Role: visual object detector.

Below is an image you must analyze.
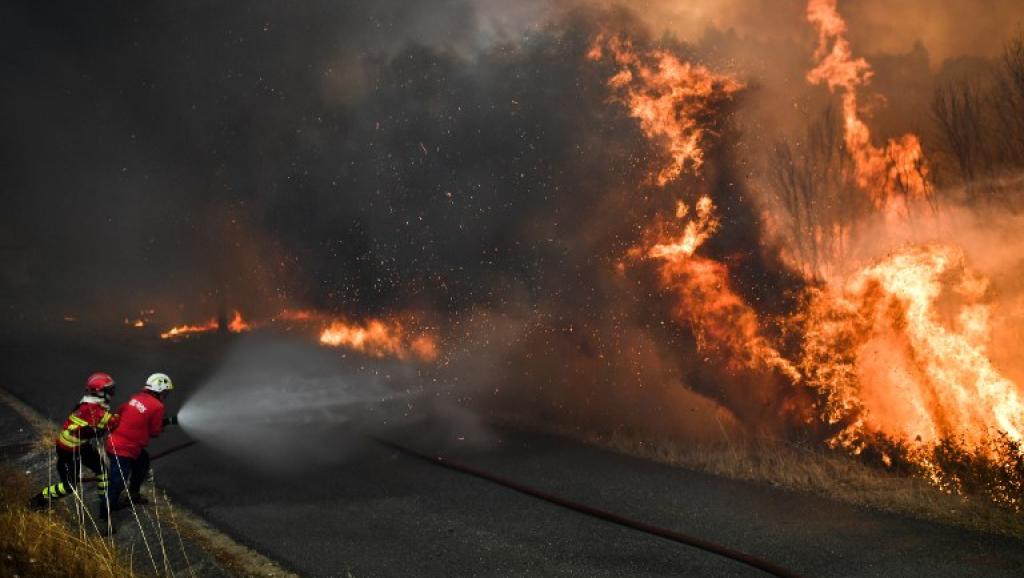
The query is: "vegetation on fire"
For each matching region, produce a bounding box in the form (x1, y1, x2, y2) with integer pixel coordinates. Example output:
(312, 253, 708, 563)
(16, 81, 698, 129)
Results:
(767, 25, 1024, 515)
(580, 0, 1024, 525)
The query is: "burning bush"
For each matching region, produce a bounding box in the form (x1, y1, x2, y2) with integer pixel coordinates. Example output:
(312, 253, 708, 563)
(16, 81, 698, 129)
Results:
(583, 0, 1024, 512)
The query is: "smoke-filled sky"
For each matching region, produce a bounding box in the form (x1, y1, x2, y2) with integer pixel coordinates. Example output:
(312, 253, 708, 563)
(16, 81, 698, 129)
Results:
(2, 0, 1022, 329)
(631, 0, 1023, 64)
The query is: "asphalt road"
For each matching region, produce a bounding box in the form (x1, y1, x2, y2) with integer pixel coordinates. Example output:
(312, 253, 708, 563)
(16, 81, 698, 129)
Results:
(2, 333, 1023, 577)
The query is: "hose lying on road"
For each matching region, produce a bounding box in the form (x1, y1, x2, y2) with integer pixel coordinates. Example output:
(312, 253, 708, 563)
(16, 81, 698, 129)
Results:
(85, 436, 803, 578)
(371, 436, 804, 578)
(81, 440, 198, 483)
(148, 440, 199, 460)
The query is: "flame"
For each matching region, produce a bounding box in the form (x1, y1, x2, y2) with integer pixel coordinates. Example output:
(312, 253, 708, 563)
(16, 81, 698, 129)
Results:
(805, 0, 930, 221)
(319, 318, 438, 362)
(588, 33, 743, 186)
(290, 308, 439, 362)
(160, 318, 218, 340)
(801, 245, 1024, 455)
(597, 15, 1023, 506)
(274, 308, 319, 322)
(157, 307, 438, 362)
(593, 35, 798, 384)
(649, 197, 719, 260)
(227, 310, 250, 333)
(646, 197, 800, 381)
(160, 310, 250, 339)
(798, 0, 1024, 501)
(124, 309, 155, 328)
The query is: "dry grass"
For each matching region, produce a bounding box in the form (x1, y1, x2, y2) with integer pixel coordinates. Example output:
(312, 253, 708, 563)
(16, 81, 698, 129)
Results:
(552, 426, 1024, 540)
(0, 389, 294, 578)
(0, 465, 142, 578)
(33, 426, 57, 454)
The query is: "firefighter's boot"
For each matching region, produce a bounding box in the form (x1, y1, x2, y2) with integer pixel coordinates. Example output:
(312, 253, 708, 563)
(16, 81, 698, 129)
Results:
(28, 493, 47, 510)
(97, 501, 116, 536)
(128, 492, 150, 506)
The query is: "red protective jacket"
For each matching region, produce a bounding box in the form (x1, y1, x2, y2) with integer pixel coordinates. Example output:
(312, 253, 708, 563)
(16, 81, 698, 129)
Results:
(55, 396, 118, 451)
(106, 391, 164, 459)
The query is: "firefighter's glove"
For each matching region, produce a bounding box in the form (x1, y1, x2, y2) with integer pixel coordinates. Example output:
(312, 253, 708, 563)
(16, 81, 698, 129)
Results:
(163, 414, 179, 427)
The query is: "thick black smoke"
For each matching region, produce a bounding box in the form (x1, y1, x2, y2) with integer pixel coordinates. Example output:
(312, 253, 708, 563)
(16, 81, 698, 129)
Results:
(1, 1, 786, 311)
(1, 0, 552, 326)
(1, 2, 809, 438)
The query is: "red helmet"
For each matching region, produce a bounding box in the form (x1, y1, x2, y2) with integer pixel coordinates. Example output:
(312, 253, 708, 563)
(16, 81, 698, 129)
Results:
(85, 372, 115, 392)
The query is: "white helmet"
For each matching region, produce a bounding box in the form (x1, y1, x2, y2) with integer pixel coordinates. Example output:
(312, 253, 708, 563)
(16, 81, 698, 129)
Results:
(144, 373, 174, 392)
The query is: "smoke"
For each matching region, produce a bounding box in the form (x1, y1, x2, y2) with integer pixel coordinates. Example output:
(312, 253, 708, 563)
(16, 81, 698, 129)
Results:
(0, 0, 561, 328)
(6, 1, 1024, 451)
(7, 1, 1019, 323)
(621, 0, 1024, 65)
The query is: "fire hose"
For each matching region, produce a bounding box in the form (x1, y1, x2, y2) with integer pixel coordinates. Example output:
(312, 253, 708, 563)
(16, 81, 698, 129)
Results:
(85, 436, 803, 578)
(370, 436, 803, 578)
(80, 440, 198, 483)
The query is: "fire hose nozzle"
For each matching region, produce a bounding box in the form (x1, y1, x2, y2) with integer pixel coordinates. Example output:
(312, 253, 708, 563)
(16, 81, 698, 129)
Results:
(163, 414, 179, 426)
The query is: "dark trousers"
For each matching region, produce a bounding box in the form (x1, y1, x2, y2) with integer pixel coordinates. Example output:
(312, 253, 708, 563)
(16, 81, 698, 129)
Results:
(36, 445, 109, 502)
(104, 449, 151, 510)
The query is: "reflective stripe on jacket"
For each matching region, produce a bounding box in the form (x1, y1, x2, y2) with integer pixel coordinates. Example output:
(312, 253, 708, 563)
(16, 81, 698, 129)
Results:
(55, 398, 118, 451)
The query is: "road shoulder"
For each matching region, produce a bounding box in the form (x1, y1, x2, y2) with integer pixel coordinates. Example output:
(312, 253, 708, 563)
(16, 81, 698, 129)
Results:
(0, 387, 297, 578)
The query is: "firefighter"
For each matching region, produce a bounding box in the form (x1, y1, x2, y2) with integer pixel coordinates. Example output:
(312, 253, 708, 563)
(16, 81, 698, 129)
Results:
(29, 372, 118, 509)
(101, 372, 177, 521)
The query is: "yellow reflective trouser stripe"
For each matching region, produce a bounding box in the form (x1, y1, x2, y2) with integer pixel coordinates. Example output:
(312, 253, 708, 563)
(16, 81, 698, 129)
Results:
(68, 415, 89, 427)
(41, 483, 69, 499)
(59, 429, 82, 447)
(97, 472, 109, 489)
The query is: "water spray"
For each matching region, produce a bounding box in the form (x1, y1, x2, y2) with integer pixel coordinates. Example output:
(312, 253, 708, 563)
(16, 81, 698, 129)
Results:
(172, 334, 450, 473)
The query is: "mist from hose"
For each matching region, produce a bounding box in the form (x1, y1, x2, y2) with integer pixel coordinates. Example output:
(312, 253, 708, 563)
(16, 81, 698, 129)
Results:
(175, 335, 489, 474)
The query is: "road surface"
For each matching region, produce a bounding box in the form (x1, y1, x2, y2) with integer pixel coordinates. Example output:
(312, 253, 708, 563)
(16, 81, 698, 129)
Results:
(2, 333, 1022, 577)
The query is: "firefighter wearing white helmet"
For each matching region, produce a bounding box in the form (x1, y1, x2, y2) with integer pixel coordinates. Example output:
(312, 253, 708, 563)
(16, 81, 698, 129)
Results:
(145, 372, 174, 392)
(100, 373, 179, 532)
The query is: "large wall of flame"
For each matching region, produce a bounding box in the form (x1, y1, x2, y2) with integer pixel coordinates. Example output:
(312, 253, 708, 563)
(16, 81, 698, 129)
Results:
(4, 1, 1024, 444)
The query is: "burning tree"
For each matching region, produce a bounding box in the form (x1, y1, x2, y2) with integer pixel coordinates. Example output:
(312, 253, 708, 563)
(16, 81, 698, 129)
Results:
(768, 105, 868, 278)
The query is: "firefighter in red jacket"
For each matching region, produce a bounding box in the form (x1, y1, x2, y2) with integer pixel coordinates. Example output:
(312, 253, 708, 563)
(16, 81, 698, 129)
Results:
(30, 372, 118, 509)
(101, 372, 178, 522)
